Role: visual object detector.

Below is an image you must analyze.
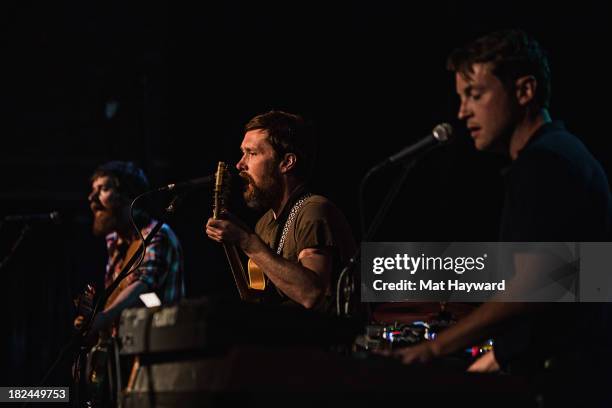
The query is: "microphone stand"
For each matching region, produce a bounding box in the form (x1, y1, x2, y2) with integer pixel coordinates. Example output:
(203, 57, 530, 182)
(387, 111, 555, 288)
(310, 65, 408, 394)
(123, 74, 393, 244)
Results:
(35, 191, 183, 407)
(0, 223, 32, 271)
(336, 159, 418, 318)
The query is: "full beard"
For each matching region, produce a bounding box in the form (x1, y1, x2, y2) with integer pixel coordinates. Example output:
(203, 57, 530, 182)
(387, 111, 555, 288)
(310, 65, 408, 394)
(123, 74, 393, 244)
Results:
(240, 171, 281, 212)
(92, 208, 119, 237)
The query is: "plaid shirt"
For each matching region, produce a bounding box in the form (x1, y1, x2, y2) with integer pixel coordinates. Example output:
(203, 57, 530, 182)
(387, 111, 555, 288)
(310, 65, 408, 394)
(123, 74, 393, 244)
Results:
(104, 220, 184, 304)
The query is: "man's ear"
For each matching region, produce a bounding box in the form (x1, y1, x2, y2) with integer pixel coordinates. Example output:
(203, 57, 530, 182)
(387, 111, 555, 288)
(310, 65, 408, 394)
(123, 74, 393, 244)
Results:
(279, 153, 297, 174)
(515, 75, 537, 107)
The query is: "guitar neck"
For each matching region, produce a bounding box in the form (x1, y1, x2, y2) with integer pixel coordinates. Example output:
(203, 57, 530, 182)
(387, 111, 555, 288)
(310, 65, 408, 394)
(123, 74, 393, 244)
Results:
(222, 243, 254, 301)
(213, 161, 258, 302)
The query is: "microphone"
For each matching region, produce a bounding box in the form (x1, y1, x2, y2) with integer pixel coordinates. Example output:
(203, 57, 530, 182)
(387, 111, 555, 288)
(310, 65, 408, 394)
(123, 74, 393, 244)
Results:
(382, 123, 453, 167)
(156, 174, 216, 192)
(3, 211, 61, 224)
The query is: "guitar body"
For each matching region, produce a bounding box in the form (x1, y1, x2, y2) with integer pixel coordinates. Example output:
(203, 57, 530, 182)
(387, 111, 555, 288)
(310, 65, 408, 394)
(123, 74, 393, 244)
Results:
(84, 335, 113, 407)
(247, 258, 266, 290)
(74, 286, 113, 407)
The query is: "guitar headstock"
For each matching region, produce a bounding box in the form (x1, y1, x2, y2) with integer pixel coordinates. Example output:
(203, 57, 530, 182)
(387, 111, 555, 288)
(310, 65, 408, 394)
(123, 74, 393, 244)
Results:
(73, 284, 97, 333)
(213, 161, 230, 220)
(75, 284, 96, 314)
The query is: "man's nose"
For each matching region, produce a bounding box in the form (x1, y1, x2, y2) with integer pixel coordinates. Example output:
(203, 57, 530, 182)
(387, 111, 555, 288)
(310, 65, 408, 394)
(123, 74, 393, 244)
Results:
(457, 101, 471, 120)
(88, 190, 100, 204)
(236, 157, 246, 172)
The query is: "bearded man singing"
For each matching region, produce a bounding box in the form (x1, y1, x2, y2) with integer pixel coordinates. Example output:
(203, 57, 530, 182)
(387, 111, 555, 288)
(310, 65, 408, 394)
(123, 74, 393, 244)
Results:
(206, 111, 355, 314)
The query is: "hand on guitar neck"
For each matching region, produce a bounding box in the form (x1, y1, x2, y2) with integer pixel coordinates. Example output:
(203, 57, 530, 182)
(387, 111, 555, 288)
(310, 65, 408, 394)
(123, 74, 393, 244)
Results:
(206, 210, 254, 251)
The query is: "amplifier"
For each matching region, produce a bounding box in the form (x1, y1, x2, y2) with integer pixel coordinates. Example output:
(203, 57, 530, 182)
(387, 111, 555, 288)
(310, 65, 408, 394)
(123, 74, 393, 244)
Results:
(118, 297, 361, 355)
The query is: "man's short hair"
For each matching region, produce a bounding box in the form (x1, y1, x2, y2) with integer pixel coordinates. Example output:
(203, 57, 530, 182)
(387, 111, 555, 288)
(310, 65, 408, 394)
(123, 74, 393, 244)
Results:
(91, 161, 150, 201)
(447, 29, 551, 111)
(245, 110, 316, 181)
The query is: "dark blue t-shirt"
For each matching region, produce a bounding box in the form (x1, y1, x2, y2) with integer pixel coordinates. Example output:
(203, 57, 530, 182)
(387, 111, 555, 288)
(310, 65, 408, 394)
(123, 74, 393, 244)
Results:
(495, 121, 612, 372)
(500, 121, 611, 242)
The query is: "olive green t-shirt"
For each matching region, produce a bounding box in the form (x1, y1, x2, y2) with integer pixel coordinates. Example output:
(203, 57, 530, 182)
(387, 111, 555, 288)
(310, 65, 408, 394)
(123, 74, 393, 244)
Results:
(254, 190, 356, 314)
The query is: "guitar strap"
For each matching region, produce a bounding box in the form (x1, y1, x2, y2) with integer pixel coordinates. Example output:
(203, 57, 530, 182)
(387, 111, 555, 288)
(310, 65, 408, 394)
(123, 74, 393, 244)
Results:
(106, 238, 143, 309)
(259, 191, 312, 298)
(273, 193, 312, 256)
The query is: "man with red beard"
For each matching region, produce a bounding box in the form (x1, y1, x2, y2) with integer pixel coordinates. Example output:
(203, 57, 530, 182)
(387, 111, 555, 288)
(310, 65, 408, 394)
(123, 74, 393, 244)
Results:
(206, 111, 356, 314)
(76, 161, 184, 335)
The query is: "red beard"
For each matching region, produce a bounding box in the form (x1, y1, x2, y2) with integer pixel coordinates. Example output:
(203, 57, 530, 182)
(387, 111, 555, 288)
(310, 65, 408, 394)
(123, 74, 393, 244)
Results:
(91, 206, 118, 237)
(239, 171, 280, 211)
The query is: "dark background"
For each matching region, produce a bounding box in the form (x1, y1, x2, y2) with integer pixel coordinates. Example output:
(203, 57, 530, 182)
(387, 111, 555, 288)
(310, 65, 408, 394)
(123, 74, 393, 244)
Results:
(1, 0, 611, 386)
